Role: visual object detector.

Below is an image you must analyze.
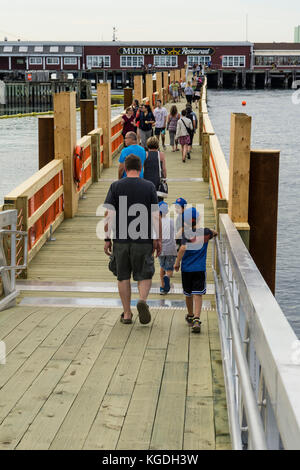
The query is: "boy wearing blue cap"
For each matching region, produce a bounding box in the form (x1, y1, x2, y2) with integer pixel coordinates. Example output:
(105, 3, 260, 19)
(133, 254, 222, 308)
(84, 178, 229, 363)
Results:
(174, 207, 217, 333)
(158, 201, 177, 294)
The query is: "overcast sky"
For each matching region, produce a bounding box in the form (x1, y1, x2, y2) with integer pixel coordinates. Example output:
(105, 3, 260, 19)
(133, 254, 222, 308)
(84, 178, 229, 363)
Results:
(1, 0, 300, 43)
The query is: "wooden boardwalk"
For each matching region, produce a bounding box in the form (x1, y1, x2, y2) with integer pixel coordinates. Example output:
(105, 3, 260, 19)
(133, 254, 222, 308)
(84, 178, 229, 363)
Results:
(0, 101, 231, 450)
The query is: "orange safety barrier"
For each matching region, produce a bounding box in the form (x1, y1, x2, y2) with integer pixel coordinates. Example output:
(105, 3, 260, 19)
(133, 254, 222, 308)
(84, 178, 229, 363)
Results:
(100, 134, 104, 164)
(28, 170, 64, 250)
(209, 151, 223, 200)
(111, 119, 123, 155)
(77, 144, 92, 192)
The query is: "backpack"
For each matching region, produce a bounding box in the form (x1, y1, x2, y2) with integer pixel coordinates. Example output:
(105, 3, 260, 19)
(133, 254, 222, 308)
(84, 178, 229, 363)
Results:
(186, 110, 198, 130)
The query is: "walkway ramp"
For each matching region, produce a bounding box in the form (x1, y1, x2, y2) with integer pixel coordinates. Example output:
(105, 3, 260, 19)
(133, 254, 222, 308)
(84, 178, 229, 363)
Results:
(0, 101, 231, 450)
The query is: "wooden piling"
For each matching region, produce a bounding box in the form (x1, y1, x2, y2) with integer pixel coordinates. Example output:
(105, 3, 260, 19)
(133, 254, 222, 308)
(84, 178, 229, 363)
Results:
(80, 99, 95, 138)
(53, 92, 78, 218)
(170, 70, 175, 84)
(163, 71, 169, 89)
(228, 113, 252, 223)
(145, 74, 153, 105)
(97, 83, 112, 168)
(156, 72, 162, 100)
(124, 87, 133, 109)
(38, 116, 54, 170)
(134, 75, 143, 104)
(248, 150, 280, 294)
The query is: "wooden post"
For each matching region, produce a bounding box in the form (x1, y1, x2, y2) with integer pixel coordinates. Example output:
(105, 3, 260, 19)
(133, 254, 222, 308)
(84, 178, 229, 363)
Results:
(175, 69, 180, 82)
(145, 74, 153, 106)
(248, 150, 280, 294)
(170, 70, 175, 84)
(38, 116, 54, 170)
(163, 71, 169, 89)
(124, 87, 133, 109)
(156, 72, 162, 100)
(80, 99, 95, 138)
(97, 82, 111, 168)
(199, 112, 204, 146)
(88, 129, 101, 182)
(134, 75, 143, 103)
(202, 133, 210, 182)
(181, 68, 186, 81)
(54, 92, 78, 219)
(228, 113, 252, 223)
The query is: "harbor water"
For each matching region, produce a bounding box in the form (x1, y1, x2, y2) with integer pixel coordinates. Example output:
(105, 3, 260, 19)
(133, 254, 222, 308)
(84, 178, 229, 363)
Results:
(207, 89, 300, 338)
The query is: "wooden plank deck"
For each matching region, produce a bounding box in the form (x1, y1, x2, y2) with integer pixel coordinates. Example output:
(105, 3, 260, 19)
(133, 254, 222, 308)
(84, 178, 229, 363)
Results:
(0, 100, 231, 450)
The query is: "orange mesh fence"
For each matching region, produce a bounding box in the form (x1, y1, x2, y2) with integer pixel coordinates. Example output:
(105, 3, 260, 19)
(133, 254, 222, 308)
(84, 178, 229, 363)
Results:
(78, 145, 92, 192)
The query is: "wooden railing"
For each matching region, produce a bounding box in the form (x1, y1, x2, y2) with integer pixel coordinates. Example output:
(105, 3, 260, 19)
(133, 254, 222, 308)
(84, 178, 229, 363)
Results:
(76, 135, 93, 193)
(4, 160, 64, 266)
(111, 115, 124, 158)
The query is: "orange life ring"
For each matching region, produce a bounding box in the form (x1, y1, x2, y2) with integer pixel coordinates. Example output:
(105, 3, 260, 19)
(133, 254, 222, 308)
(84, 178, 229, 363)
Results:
(74, 145, 83, 185)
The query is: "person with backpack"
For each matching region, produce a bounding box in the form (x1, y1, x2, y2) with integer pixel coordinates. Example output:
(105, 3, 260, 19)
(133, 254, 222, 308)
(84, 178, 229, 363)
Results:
(175, 109, 193, 163)
(185, 105, 197, 159)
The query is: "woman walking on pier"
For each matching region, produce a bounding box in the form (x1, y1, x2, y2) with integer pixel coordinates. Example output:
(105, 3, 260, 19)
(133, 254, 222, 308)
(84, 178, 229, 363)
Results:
(135, 104, 155, 149)
(143, 136, 167, 201)
(175, 109, 193, 163)
(121, 107, 136, 141)
(166, 105, 180, 152)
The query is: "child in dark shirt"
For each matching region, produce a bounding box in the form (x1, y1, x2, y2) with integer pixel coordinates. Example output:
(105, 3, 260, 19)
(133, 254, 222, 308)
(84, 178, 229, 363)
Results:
(174, 207, 217, 333)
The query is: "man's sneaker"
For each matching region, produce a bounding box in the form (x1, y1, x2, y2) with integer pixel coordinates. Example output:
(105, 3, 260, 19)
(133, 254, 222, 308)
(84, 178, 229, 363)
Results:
(191, 318, 201, 333)
(160, 287, 166, 295)
(137, 300, 151, 325)
(163, 275, 170, 293)
(185, 314, 194, 325)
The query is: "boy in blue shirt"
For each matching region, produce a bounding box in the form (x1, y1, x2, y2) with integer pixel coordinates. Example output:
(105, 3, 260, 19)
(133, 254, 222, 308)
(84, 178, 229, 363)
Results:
(174, 207, 217, 333)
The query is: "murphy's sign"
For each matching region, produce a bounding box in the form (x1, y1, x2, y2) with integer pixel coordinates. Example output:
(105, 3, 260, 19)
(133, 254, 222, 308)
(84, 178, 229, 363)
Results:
(118, 47, 214, 56)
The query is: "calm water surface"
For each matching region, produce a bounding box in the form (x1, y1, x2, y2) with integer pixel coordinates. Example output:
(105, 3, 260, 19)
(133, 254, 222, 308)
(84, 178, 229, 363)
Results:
(207, 89, 300, 337)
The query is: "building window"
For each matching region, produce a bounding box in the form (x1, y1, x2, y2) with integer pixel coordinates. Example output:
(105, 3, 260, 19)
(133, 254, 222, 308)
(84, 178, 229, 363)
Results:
(86, 55, 111, 68)
(46, 57, 60, 65)
(120, 56, 144, 68)
(29, 57, 43, 65)
(3, 46, 13, 52)
(154, 56, 177, 67)
(65, 46, 74, 52)
(187, 56, 211, 66)
(64, 57, 77, 65)
(19, 46, 28, 52)
(50, 46, 59, 53)
(222, 56, 245, 67)
(34, 46, 43, 52)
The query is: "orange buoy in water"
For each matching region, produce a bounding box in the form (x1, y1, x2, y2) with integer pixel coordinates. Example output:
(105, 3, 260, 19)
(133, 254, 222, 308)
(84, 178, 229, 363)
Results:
(242, 100, 247, 106)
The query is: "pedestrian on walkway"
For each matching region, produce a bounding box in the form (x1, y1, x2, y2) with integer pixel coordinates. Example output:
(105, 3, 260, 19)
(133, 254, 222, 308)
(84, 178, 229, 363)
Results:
(153, 99, 168, 150)
(184, 82, 194, 106)
(185, 105, 197, 159)
(158, 201, 177, 295)
(174, 207, 217, 333)
(166, 105, 180, 152)
(121, 107, 136, 141)
(118, 131, 146, 179)
(104, 154, 162, 325)
(143, 135, 167, 185)
(175, 109, 193, 162)
(135, 104, 155, 149)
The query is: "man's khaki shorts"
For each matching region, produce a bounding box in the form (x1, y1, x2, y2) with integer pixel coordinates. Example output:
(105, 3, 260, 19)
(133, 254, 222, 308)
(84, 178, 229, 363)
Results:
(109, 242, 155, 281)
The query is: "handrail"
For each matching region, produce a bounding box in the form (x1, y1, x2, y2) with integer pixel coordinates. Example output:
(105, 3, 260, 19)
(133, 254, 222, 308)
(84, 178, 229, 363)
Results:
(214, 213, 300, 450)
(213, 236, 267, 449)
(111, 114, 123, 157)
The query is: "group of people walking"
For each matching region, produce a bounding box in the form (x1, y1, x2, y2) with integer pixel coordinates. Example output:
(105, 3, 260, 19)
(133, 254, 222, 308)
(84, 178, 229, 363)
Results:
(104, 82, 217, 335)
